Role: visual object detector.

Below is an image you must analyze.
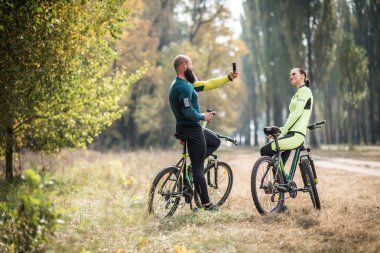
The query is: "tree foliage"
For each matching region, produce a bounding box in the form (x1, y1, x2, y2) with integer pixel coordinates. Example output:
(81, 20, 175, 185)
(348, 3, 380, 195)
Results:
(93, 0, 245, 149)
(337, 33, 368, 108)
(0, 0, 146, 178)
(242, 0, 378, 145)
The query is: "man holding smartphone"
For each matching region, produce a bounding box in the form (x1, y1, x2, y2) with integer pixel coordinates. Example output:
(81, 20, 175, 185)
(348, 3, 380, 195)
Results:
(168, 55, 239, 211)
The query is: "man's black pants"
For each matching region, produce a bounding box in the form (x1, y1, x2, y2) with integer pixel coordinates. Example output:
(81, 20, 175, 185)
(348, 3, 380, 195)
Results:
(176, 124, 211, 205)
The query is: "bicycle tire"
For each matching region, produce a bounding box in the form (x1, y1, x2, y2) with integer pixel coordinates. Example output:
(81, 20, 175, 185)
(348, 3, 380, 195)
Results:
(194, 161, 233, 208)
(300, 157, 321, 210)
(251, 156, 285, 214)
(148, 167, 181, 218)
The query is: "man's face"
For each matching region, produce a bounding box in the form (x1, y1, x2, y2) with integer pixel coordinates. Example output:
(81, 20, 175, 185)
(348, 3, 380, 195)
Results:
(184, 60, 197, 83)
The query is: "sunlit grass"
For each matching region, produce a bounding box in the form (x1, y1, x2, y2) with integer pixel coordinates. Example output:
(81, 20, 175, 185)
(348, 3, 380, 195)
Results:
(16, 148, 380, 252)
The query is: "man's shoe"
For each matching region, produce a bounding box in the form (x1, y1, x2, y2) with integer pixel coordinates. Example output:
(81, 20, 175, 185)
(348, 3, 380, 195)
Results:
(280, 204, 289, 213)
(193, 204, 219, 212)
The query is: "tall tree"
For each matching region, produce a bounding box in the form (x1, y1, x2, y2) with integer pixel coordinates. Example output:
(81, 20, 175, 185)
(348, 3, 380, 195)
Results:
(0, 0, 145, 179)
(311, 0, 337, 145)
(353, 0, 380, 144)
(336, 33, 368, 144)
(243, 0, 294, 128)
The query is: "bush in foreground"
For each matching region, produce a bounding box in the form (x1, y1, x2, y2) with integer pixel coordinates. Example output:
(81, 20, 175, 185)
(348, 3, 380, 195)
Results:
(0, 169, 64, 252)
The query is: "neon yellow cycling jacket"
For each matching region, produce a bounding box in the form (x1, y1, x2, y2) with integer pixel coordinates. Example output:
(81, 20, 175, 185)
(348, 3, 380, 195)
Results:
(193, 75, 230, 92)
(281, 85, 313, 136)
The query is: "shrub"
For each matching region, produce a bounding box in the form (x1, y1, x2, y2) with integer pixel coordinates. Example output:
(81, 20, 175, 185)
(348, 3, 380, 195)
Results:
(0, 169, 64, 252)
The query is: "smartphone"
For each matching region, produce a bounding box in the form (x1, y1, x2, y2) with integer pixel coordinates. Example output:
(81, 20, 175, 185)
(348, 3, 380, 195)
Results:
(232, 62, 237, 73)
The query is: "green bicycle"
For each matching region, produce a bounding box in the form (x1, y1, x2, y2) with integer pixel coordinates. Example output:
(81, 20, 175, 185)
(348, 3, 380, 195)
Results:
(251, 120, 326, 214)
(148, 129, 237, 218)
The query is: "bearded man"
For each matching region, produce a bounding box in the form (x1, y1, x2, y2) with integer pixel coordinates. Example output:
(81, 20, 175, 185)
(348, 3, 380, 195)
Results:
(168, 55, 239, 211)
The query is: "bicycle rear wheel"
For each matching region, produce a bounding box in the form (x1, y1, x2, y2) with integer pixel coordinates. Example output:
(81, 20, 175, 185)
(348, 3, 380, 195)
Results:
(251, 156, 284, 214)
(300, 157, 321, 210)
(194, 161, 233, 207)
(148, 167, 181, 218)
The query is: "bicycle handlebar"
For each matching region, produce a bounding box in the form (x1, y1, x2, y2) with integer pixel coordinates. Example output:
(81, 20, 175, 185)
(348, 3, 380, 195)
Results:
(202, 108, 238, 146)
(307, 120, 326, 130)
(216, 134, 238, 146)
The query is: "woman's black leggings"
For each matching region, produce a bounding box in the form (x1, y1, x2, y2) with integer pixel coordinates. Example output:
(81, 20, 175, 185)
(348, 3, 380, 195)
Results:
(176, 124, 210, 205)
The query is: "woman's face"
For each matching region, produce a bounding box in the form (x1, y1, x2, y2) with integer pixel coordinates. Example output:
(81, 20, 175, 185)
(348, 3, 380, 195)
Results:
(289, 68, 304, 87)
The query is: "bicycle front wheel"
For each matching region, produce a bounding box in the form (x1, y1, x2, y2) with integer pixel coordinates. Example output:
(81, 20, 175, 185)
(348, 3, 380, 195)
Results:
(148, 167, 181, 218)
(300, 157, 321, 210)
(251, 156, 285, 214)
(194, 161, 233, 208)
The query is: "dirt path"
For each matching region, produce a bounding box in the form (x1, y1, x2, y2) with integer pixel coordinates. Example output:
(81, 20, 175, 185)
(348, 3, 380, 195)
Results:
(220, 148, 380, 177)
(314, 155, 380, 177)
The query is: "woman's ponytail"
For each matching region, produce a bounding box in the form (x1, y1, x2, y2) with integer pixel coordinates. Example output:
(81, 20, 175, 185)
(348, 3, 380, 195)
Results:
(305, 79, 311, 87)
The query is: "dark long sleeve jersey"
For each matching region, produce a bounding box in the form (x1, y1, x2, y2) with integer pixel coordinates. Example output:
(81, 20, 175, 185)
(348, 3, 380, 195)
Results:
(168, 76, 229, 125)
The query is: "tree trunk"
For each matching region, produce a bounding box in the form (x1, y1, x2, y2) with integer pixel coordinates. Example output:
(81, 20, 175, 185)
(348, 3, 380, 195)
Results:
(273, 97, 282, 127)
(253, 115, 259, 146)
(5, 127, 13, 180)
(360, 101, 366, 144)
(266, 100, 271, 126)
(348, 104, 353, 145)
(306, 4, 319, 148)
(324, 93, 332, 144)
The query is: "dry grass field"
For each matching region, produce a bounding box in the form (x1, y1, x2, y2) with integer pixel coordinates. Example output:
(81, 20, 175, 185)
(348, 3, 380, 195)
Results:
(24, 147, 380, 252)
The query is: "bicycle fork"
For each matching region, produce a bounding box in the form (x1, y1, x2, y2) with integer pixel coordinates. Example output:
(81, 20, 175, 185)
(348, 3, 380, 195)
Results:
(206, 154, 219, 189)
(300, 150, 318, 185)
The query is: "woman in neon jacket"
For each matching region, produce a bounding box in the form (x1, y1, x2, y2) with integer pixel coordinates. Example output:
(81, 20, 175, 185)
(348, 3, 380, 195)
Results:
(260, 68, 313, 165)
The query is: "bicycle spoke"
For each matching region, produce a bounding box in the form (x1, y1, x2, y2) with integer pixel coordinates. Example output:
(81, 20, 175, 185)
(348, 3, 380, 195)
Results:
(195, 162, 233, 207)
(208, 167, 229, 202)
(148, 167, 181, 218)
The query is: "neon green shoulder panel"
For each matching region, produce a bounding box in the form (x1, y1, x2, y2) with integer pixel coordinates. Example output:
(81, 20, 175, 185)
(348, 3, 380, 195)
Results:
(193, 75, 229, 92)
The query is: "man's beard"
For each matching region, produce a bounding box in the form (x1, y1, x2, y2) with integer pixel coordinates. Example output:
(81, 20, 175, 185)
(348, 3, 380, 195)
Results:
(184, 68, 198, 83)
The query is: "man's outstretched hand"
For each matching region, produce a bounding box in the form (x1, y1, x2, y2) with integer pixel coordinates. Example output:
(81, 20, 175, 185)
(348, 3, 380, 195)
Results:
(228, 69, 239, 81)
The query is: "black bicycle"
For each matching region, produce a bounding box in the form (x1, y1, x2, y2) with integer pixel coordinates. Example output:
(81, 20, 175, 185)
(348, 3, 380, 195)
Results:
(251, 120, 326, 214)
(148, 129, 237, 218)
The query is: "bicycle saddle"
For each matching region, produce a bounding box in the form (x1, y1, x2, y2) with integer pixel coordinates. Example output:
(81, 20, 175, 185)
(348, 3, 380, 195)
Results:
(263, 126, 281, 137)
(174, 133, 188, 140)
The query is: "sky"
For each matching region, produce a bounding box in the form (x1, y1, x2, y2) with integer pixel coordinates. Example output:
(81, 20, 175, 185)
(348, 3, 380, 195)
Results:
(227, 0, 245, 38)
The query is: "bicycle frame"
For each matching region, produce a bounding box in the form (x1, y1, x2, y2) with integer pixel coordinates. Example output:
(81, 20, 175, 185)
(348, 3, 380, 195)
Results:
(173, 141, 192, 193)
(271, 123, 324, 191)
(175, 128, 237, 189)
(276, 148, 301, 183)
